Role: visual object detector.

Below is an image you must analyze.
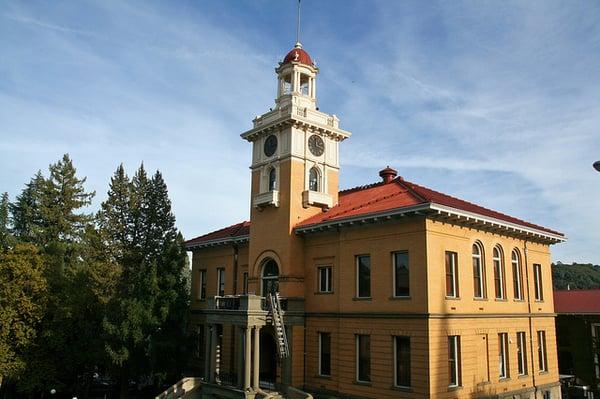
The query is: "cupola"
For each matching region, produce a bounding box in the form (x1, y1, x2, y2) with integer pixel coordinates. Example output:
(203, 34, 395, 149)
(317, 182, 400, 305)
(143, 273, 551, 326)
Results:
(275, 42, 319, 111)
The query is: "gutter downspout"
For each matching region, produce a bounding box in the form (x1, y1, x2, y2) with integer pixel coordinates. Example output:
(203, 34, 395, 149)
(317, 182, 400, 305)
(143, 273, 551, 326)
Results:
(523, 241, 538, 396)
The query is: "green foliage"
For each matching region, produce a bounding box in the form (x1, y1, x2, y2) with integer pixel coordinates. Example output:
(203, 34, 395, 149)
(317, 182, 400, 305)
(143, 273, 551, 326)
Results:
(552, 262, 600, 290)
(0, 244, 47, 379)
(10, 171, 45, 243)
(0, 192, 13, 251)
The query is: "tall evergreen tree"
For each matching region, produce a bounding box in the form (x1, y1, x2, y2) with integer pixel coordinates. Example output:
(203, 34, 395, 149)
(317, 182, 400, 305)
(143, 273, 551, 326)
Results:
(10, 171, 45, 243)
(0, 192, 12, 251)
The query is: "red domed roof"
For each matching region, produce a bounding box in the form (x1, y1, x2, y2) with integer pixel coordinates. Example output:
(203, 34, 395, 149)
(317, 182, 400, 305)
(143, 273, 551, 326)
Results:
(283, 45, 313, 66)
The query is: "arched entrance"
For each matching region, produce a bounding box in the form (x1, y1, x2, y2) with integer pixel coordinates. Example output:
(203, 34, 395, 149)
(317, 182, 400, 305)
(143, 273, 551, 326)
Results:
(259, 328, 278, 387)
(261, 259, 279, 297)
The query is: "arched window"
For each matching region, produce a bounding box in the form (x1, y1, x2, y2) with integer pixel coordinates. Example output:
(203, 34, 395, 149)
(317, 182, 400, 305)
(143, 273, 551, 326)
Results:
(300, 74, 310, 96)
(512, 249, 523, 300)
(261, 259, 279, 297)
(309, 167, 320, 192)
(268, 168, 277, 191)
(493, 245, 505, 299)
(472, 242, 485, 299)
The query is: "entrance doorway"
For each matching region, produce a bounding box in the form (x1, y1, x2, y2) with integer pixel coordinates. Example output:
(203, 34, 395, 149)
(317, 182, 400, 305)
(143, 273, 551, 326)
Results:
(259, 329, 278, 388)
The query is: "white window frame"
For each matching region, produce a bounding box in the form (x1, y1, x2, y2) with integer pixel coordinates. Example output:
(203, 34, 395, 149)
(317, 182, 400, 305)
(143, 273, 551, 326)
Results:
(198, 269, 207, 300)
(472, 243, 485, 299)
(493, 246, 505, 299)
(356, 255, 371, 298)
(512, 250, 523, 300)
(534, 264, 544, 301)
(517, 331, 527, 376)
(217, 267, 225, 297)
(499, 333, 509, 378)
(393, 336, 411, 388)
(537, 330, 547, 372)
(392, 251, 410, 298)
(356, 334, 371, 383)
(448, 335, 461, 387)
(318, 332, 331, 377)
(318, 265, 333, 293)
(446, 251, 458, 298)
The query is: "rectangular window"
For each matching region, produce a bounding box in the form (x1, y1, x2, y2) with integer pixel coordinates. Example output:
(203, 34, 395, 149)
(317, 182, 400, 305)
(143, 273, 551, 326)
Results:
(318, 266, 333, 293)
(195, 325, 204, 358)
(394, 336, 411, 387)
(356, 255, 371, 298)
(448, 335, 461, 386)
(393, 251, 410, 297)
(217, 268, 225, 296)
(498, 333, 509, 378)
(445, 251, 459, 298)
(319, 332, 331, 376)
(356, 334, 371, 382)
(538, 330, 547, 372)
(198, 270, 207, 300)
(242, 272, 248, 295)
(517, 331, 527, 375)
(534, 264, 544, 301)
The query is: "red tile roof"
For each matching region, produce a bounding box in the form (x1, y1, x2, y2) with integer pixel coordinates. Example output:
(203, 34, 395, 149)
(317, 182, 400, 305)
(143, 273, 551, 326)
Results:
(185, 221, 249, 248)
(296, 177, 564, 236)
(186, 175, 563, 249)
(554, 290, 600, 314)
(283, 47, 313, 66)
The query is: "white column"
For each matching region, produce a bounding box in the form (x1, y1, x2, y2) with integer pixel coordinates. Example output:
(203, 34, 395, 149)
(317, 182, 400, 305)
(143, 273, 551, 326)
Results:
(244, 325, 252, 390)
(252, 326, 261, 390)
(209, 325, 218, 383)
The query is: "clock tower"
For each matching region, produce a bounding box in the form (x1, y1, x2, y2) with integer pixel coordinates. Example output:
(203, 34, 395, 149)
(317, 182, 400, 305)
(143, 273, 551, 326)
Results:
(241, 42, 351, 297)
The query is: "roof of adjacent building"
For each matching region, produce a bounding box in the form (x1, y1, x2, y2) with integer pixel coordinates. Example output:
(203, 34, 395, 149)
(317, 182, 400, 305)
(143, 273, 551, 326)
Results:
(184, 175, 564, 249)
(554, 290, 600, 314)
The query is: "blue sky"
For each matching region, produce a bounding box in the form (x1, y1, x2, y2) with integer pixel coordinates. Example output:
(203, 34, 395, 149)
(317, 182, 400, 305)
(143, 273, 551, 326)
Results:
(1, 1, 599, 263)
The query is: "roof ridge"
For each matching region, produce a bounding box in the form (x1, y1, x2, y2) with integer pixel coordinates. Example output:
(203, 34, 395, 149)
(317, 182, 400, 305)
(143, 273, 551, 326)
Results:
(339, 180, 385, 195)
(186, 220, 249, 243)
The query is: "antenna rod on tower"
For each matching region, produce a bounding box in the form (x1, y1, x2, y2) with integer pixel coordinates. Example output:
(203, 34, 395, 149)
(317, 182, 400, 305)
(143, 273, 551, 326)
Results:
(296, 0, 301, 45)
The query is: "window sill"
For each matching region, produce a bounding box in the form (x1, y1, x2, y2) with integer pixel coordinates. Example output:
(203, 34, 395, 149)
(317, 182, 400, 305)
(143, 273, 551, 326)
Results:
(315, 374, 331, 379)
(445, 296, 461, 300)
(315, 291, 334, 295)
(518, 374, 529, 379)
(499, 377, 511, 382)
(448, 385, 462, 391)
(353, 380, 372, 386)
(473, 297, 487, 301)
(535, 300, 545, 303)
(390, 296, 411, 300)
(353, 297, 372, 301)
(539, 371, 548, 375)
(513, 299, 525, 302)
(495, 298, 508, 302)
(391, 385, 412, 392)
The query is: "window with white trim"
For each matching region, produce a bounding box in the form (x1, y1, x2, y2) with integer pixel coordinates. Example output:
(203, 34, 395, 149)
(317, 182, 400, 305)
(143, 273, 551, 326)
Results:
(512, 249, 523, 300)
(472, 242, 485, 299)
(537, 330, 548, 372)
(394, 336, 411, 387)
(445, 251, 458, 298)
(217, 268, 225, 296)
(498, 333, 509, 378)
(356, 255, 371, 298)
(309, 167, 320, 192)
(319, 332, 331, 376)
(356, 334, 371, 382)
(318, 265, 333, 293)
(534, 264, 544, 301)
(517, 331, 527, 375)
(448, 335, 461, 387)
(268, 168, 277, 191)
(393, 251, 409, 297)
(493, 245, 505, 299)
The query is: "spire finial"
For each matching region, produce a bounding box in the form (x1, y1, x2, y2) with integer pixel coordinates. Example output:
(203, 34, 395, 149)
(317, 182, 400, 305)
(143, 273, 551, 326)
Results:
(295, 0, 302, 47)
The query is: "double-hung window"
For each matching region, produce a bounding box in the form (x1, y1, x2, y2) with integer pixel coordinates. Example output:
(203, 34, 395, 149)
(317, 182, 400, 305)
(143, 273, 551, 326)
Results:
(393, 251, 409, 297)
(198, 270, 207, 300)
(319, 332, 331, 376)
(538, 330, 548, 372)
(318, 266, 333, 293)
(448, 335, 461, 387)
(498, 333, 509, 378)
(493, 246, 505, 299)
(534, 264, 544, 301)
(445, 251, 459, 298)
(517, 331, 527, 375)
(217, 268, 225, 296)
(356, 334, 371, 382)
(394, 336, 411, 387)
(472, 243, 485, 298)
(356, 255, 371, 298)
(512, 250, 523, 300)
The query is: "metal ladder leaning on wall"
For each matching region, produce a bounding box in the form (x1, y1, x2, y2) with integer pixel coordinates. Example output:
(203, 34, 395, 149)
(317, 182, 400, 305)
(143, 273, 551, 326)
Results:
(267, 292, 290, 358)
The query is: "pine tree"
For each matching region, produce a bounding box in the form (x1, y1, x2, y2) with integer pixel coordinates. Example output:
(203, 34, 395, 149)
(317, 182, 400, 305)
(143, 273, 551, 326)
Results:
(0, 192, 12, 251)
(10, 171, 45, 243)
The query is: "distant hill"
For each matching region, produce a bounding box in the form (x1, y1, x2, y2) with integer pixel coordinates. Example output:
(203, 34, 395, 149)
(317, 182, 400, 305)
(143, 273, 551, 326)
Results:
(552, 262, 600, 290)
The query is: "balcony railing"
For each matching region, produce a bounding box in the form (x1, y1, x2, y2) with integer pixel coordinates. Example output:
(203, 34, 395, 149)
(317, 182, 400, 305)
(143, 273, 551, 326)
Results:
(211, 294, 288, 312)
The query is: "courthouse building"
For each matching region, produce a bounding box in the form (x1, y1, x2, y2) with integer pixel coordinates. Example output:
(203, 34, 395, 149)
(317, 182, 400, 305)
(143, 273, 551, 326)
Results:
(183, 42, 566, 399)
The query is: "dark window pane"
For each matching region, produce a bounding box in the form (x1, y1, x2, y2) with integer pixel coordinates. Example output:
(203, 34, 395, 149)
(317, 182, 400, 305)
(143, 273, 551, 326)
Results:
(394, 252, 409, 297)
(357, 335, 371, 382)
(445, 252, 457, 297)
(357, 256, 371, 298)
(395, 336, 411, 387)
(320, 333, 331, 376)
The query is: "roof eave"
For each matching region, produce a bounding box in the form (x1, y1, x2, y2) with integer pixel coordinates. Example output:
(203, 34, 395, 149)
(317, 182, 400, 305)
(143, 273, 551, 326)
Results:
(185, 235, 250, 251)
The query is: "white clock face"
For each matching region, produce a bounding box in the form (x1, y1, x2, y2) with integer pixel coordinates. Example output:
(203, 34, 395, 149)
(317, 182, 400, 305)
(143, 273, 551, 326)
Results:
(308, 134, 324, 156)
